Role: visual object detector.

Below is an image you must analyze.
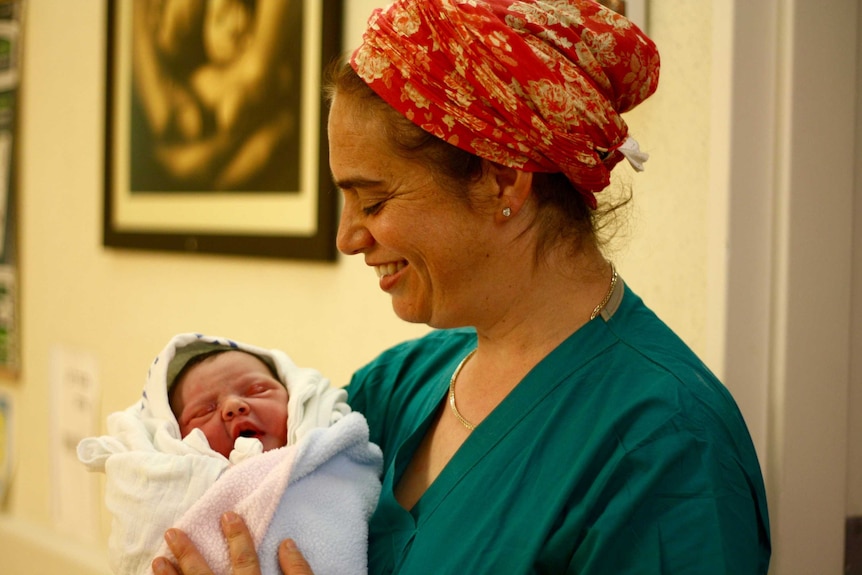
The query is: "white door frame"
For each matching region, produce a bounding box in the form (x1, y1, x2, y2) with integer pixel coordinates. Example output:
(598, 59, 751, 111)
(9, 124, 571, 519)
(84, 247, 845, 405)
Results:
(715, 1, 857, 572)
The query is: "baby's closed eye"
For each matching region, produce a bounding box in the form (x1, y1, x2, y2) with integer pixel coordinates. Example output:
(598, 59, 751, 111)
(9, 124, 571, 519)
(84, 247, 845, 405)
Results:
(183, 402, 217, 425)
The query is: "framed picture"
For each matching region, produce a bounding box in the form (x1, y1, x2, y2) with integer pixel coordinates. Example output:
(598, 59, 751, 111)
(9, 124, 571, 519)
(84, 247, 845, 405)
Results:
(104, 0, 342, 261)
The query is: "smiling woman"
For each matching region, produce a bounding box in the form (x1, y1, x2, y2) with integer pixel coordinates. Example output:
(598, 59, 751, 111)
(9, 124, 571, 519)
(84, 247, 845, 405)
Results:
(153, 2, 770, 574)
(328, 1, 766, 572)
(330, 97, 499, 327)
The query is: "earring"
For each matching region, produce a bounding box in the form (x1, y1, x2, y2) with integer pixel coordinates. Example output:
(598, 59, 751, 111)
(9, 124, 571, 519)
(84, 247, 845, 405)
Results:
(502, 207, 512, 217)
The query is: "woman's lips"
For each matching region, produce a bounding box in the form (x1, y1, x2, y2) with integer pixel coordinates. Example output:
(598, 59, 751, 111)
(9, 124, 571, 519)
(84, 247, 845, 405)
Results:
(374, 261, 407, 292)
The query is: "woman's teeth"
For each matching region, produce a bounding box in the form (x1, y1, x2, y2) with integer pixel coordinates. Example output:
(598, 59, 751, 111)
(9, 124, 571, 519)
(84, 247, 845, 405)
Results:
(375, 262, 406, 278)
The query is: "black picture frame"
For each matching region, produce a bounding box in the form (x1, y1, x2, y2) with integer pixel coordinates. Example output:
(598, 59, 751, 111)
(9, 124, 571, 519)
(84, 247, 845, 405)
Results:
(104, 0, 342, 261)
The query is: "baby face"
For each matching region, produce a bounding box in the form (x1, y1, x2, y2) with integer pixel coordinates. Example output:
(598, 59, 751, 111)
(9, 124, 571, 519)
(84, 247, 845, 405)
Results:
(156, 0, 207, 61)
(171, 350, 288, 458)
(203, 0, 253, 64)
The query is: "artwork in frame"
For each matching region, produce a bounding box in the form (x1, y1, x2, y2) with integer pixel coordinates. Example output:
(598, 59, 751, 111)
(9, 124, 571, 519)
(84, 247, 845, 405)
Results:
(104, 0, 342, 261)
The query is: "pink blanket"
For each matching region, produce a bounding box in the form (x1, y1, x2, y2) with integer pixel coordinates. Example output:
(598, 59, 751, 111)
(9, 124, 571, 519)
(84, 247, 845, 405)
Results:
(149, 412, 381, 575)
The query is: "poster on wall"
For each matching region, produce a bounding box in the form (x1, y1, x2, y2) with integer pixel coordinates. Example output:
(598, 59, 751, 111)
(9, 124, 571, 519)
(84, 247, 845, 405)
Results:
(103, 0, 343, 260)
(0, 0, 19, 261)
(0, 389, 11, 509)
(0, 266, 17, 373)
(0, 0, 21, 376)
(0, 389, 15, 510)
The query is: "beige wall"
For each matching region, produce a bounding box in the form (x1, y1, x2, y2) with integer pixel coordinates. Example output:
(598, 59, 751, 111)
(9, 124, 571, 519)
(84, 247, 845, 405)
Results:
(2, 2, 429, 572)
(0, 1, 856, 574)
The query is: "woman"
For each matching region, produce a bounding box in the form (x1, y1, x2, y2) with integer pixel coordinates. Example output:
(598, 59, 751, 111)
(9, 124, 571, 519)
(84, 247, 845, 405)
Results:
(154, 0, 771, 573)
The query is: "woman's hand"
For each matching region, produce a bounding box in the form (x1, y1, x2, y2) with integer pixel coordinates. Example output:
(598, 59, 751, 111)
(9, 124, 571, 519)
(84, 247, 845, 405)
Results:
(278, 539, 315, 575)
(151, 511, 315, 575)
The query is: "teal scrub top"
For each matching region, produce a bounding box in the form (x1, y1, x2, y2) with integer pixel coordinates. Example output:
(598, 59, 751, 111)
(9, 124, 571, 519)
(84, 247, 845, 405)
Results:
(346, 284, 771, 574)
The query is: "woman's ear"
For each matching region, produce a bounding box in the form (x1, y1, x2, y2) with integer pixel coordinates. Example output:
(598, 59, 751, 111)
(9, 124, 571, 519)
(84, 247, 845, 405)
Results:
(491, 163, 533, 222)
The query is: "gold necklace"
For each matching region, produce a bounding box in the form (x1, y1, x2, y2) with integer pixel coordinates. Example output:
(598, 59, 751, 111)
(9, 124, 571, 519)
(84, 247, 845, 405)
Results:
(448, 349, 477, 430)
(449, 265, 616, 430)
(589, 263, 618, 321)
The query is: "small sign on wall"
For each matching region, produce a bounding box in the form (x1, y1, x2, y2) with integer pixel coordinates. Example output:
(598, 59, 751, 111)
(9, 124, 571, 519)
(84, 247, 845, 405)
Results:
(49, 345, 101, 543)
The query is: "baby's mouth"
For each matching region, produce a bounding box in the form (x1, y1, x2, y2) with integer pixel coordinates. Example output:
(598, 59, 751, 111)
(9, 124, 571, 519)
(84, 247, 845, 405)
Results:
(234, 425, 262, 441)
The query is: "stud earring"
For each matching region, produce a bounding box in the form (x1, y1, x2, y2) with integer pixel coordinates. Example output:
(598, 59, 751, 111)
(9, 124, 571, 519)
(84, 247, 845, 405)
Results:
(502, 207, 512, 217)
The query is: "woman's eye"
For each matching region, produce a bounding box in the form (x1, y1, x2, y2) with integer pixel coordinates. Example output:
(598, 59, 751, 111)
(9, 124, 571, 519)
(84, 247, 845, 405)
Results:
(362, 201, 384, 215)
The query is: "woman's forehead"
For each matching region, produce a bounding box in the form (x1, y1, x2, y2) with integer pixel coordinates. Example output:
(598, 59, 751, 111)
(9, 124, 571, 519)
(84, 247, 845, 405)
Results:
(329, 92, 386, 141)
(329, 96, 397, 178)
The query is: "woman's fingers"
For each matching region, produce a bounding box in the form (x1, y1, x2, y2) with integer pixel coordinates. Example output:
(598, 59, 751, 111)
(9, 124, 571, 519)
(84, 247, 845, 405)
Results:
(279, 539, 315, 575)
(153, 512, 263, 575)
(220, 512, 263, 575)
(151, 555, 181, 575)
(157, 528, 214, 575)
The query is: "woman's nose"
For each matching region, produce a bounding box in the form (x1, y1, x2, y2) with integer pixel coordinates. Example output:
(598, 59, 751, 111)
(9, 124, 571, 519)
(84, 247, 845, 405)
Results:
(222, 396, 249, 419)
(336, 198, 374, 255)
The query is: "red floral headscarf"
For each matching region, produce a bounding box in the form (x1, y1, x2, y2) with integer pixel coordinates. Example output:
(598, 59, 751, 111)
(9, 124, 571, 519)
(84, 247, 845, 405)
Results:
(351, 0, 660, 208)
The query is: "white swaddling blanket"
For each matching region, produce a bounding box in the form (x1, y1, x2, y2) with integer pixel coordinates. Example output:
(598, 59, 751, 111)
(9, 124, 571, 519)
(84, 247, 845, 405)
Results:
(77, 333, 382, 575)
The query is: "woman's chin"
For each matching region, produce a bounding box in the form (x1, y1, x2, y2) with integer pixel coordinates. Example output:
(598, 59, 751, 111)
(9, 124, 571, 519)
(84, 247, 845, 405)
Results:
(390, 301, 430, 326)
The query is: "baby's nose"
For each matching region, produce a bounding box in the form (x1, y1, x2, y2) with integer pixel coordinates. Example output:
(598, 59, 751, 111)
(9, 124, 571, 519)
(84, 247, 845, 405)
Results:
(222, 396, 249, 419)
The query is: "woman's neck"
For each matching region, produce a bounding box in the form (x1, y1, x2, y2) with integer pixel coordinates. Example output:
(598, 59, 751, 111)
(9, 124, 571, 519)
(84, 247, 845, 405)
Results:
(472, 245, 612, 357)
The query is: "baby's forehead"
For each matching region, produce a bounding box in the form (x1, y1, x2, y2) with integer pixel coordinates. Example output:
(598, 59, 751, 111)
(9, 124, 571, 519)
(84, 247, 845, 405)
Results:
(184, 351, 280, 385)
(194, 351, 273, 377)
(168, 342, 281, 389)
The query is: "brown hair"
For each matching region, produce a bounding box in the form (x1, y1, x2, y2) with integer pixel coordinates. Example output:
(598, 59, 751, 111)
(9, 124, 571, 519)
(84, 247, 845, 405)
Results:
(325, 61, 630, 261)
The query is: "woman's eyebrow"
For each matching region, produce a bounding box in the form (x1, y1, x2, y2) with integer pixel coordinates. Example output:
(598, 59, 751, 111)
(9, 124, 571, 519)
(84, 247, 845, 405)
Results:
(332, 176, 384, 191)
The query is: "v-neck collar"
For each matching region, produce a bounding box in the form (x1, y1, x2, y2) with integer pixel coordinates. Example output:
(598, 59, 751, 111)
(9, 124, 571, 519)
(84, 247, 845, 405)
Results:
(381, 295, 623, 528)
